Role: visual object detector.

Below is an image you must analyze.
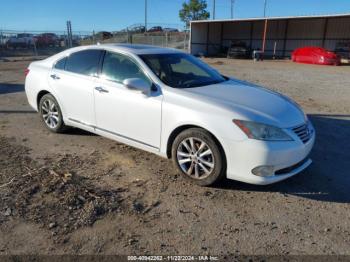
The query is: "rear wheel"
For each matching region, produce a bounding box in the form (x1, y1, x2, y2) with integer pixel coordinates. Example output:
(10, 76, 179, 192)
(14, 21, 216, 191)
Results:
(171, 128, 226, 186)
(39, 93, 67, 133)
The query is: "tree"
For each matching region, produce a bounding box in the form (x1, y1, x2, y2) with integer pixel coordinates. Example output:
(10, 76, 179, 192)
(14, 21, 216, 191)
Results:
(179, 0, 210, 28)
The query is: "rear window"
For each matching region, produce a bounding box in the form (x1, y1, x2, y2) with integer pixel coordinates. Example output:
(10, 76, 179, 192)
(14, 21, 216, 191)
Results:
(65, 50, 102, 76)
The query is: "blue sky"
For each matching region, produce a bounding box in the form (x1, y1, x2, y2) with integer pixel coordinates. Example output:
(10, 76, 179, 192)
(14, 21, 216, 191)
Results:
(1, 0, 350, 32)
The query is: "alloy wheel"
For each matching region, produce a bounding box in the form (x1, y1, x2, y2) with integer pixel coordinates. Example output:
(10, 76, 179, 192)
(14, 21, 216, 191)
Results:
(176, 137, 215, 179)
(41, 98, 60, 129)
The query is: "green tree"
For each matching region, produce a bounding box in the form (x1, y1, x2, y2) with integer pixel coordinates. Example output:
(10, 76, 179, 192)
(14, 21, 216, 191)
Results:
(179, 0, 210, 28)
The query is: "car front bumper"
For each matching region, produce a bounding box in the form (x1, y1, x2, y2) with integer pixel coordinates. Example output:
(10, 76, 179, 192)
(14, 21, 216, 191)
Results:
(223, 125, 315, 185)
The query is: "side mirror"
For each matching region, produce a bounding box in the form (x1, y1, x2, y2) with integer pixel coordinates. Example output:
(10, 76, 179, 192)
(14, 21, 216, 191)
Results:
(123, 78, 151, 94)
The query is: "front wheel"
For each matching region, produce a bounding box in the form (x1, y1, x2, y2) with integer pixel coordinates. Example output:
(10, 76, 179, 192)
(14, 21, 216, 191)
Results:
(39, 93, 67, 133)
(171, 128, 226, 186)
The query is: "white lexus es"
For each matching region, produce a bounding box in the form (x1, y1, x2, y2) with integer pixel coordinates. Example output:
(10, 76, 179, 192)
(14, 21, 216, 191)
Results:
(25, 44, 315, 186)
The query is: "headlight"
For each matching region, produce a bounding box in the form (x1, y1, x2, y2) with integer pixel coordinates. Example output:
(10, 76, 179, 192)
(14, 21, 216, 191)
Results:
(233, 120, 293, 141)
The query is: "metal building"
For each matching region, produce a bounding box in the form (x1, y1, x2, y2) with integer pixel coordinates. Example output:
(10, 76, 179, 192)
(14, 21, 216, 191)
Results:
(190, 13, 350, 57)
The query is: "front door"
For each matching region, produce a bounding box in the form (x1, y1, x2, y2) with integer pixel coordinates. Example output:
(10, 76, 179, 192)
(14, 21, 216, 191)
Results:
(94, 51, 162, 149)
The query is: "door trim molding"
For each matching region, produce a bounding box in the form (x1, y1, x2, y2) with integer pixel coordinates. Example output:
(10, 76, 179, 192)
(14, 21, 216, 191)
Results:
(68, 118, 159, 150)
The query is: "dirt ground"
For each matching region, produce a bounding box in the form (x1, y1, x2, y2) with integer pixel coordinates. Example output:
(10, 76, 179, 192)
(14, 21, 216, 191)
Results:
(0, 57, 349, 256)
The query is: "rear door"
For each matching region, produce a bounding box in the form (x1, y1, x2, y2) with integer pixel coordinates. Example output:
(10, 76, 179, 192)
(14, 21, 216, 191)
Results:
(48, 49, 103, 128)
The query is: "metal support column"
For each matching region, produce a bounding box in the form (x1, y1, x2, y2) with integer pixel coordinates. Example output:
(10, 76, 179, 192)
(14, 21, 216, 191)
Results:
(220, 23, 224, 53)
(262, 19, 268, 53)
(206, 23, 210, 55)
(282, 19, 289, 57)
(249, 21, 254, 50)
(322, 18, 329, 48)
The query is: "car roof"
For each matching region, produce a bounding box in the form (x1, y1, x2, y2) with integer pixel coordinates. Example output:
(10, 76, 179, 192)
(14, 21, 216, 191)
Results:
(43, 43, 185, 66)
(92, 43, 183, 55)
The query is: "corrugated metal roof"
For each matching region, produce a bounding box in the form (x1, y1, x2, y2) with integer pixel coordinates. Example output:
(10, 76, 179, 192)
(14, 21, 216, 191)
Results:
(190, 13, 350, 24)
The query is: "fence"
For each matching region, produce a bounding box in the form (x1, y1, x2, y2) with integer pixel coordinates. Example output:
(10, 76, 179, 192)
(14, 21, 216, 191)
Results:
(0, 29, 190, 58)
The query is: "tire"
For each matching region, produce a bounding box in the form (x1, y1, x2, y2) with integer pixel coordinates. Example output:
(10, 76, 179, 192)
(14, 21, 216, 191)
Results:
(39, 93, 67, 133)
(171, 128, 226, 186)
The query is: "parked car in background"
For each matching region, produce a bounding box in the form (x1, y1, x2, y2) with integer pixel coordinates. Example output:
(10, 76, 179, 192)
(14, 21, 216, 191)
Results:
(24, 44, 315, 186)
(147, 26, 163, 33)
(292, 46, 341, 66)
(115, 24, 146, 34)
(36, 33, 59, 47)
(72, 35, 82, 46)
(129, 25, 146, 34)
(227, 41, 251, 59)
(163, 28, 179, 33)
(7, 33, 36, 48)
(96, 31, 113, 40)
(57, 35, 67, 47)
(335, 42, 350, 59)
(0, 35, 9, 47)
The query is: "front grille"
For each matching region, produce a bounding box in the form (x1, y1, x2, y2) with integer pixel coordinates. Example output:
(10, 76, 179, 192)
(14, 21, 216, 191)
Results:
(292, 123, 312, 144)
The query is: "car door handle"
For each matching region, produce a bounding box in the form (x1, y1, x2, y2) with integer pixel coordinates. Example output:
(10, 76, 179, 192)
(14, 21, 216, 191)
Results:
(95, 86, 109, 93)
(50, 74, 60, 80)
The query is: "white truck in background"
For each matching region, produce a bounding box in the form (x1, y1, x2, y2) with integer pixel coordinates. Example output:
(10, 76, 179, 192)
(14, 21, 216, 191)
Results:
(6, 33, 36, 48)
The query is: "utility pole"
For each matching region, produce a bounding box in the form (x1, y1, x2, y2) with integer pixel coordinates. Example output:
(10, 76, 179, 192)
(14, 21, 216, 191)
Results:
(66, 21, 73, 48)
(145, 0, 148, 31)
(231, 0, 235, 19)
(262, 0, 268, 54)
(213, 0, 216, 20)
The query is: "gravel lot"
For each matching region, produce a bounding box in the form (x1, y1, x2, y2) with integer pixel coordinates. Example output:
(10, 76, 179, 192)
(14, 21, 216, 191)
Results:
(0, 57, 349, 256)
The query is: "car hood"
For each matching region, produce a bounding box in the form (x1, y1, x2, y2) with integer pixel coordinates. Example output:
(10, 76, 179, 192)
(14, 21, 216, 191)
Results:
(179, 79, 306, 128)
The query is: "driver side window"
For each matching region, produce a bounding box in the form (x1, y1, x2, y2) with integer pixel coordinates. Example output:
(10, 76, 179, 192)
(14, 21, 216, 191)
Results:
(170, 58, 210, 77)
(101, 51, 151, 85)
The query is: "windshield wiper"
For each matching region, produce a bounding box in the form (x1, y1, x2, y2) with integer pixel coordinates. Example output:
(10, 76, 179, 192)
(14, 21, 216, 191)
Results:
(180, 79, 227, 89)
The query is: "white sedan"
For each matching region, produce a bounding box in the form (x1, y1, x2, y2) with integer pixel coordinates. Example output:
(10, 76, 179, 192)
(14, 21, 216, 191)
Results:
(25, 44, 315, 186)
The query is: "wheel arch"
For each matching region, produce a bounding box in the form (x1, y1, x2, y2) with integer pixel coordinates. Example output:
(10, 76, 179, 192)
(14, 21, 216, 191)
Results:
(166, 124, 227, 167)
(36, 90, 51, 109)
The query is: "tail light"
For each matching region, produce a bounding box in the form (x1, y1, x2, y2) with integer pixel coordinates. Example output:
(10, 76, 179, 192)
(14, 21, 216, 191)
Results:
(25, 68, 30, 77)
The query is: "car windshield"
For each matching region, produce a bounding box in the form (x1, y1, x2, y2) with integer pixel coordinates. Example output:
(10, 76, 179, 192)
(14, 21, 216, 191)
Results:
(139, 53, 227, 88)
